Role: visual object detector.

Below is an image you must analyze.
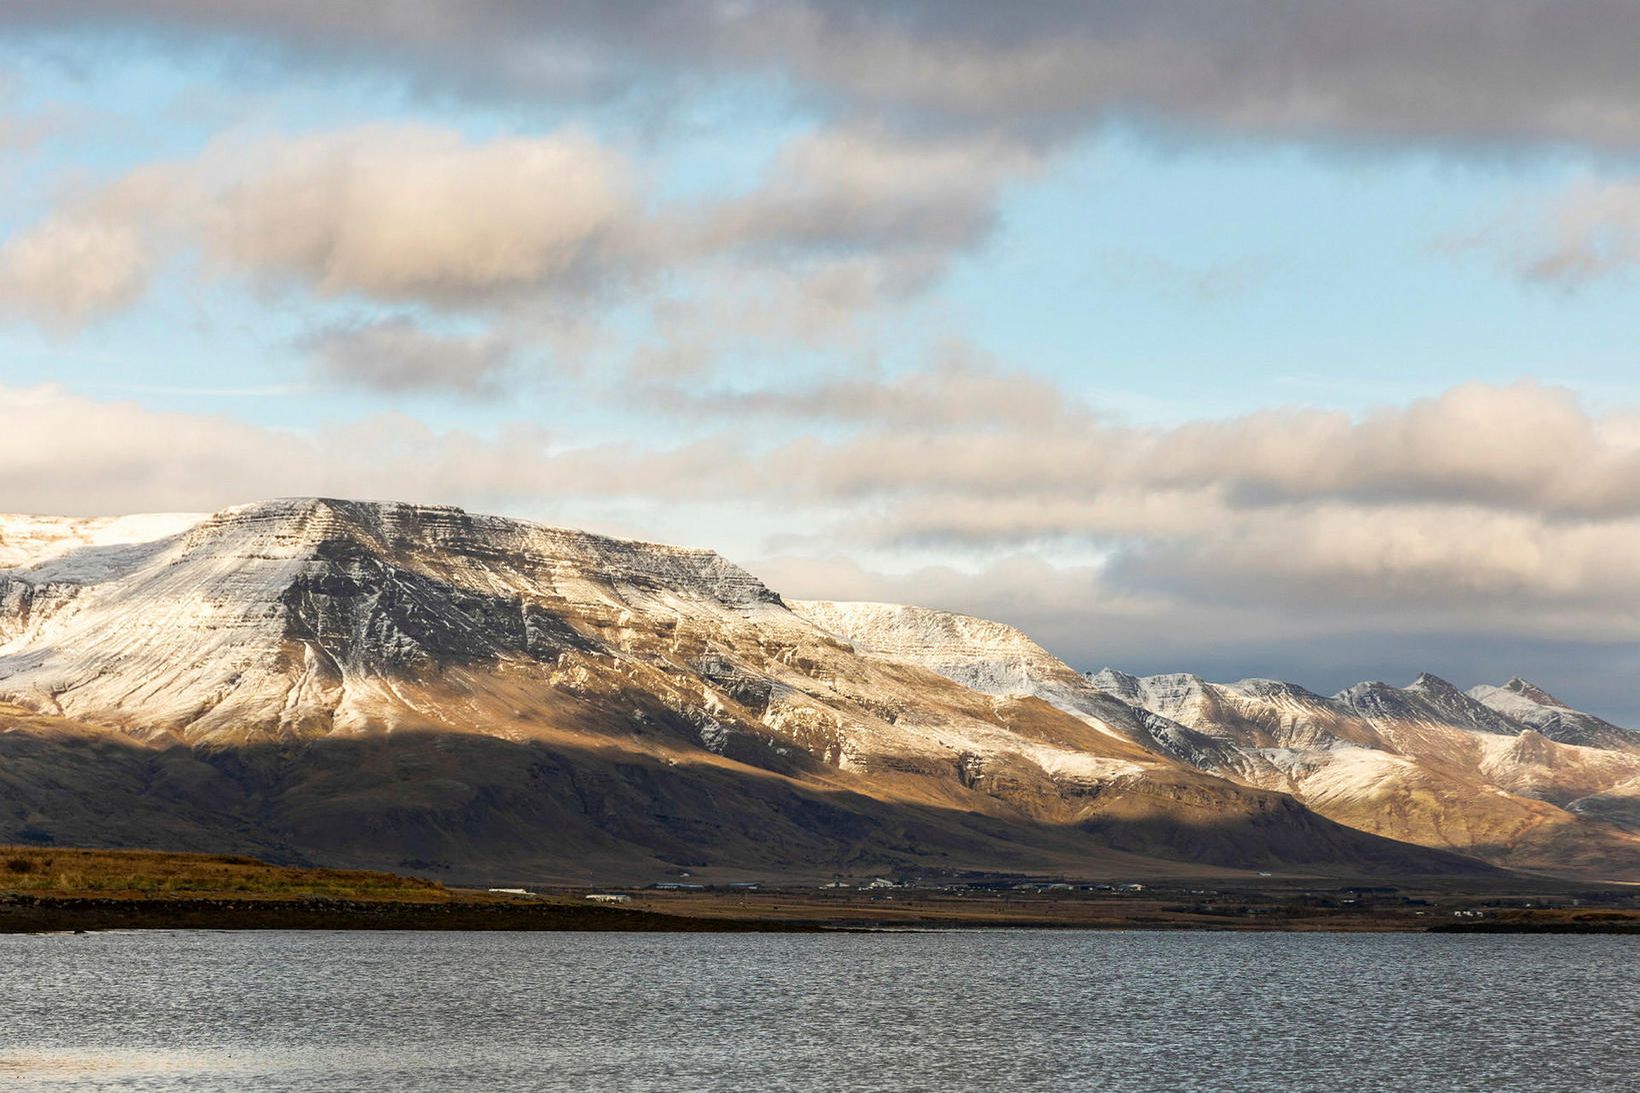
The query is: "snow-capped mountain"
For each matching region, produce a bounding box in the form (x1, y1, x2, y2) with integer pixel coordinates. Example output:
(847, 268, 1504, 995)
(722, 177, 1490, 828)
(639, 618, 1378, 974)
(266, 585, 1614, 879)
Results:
(0, 499, 1171, 788)
(1082, 668, 1640, 877)
(3, 498, 1479, 883)
(1469, 677, 1640, 752)
(792, 602, 1640, 878)
(1, 498, 1633, 882)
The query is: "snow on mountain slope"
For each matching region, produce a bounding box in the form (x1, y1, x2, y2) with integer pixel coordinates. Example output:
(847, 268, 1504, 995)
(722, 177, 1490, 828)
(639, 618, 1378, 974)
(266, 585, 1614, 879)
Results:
(791, 600, 1152, 746)
(0, 512, 206, 570)
(0, 501, 1204, 805)
(0, 498, 794, 744)
(1, 499, 1492, 882)
(764, 599, 1640, 876)
(1338, 673, 1523, 738)
(1469, 677, 1640, 752)
(1095, 668, 1640, 876)
(791, 601, 1064, 694)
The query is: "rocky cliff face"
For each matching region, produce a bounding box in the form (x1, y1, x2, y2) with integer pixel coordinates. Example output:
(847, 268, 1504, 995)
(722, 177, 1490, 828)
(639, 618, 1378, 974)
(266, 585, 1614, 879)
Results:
(1, 499, 1629, 883)
(0, 499, 790, 743)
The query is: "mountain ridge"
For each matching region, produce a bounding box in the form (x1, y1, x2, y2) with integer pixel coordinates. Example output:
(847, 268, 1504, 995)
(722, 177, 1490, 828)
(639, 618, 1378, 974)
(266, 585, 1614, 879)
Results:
(2, 499, 1633, 883)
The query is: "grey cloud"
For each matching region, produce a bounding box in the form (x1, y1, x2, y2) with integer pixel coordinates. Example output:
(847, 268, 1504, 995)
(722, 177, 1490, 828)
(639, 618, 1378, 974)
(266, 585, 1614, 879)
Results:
(730, 377, 1640, 520)
(750, 553, 1640, 726)
(634, 347, 1077, 430)
(9, 3, 1640, 150)
(0, 383, 569, 516)
(616, 373, 1640, 623)
(694, 127, 1038, 263)
(303, 316, 519, 396)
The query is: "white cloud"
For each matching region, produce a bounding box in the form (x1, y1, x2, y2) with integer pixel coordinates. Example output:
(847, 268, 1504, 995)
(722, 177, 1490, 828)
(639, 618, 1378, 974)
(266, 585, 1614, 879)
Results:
(0, 384, 564, 515)
(195, 126, 634, 303)
(0, 217, 151, 329)
(7, 377, 1640, 719)
(10, 377, 1640, 622)
(1517, 178, 1640, 285)
(0, 122, 1039, 339)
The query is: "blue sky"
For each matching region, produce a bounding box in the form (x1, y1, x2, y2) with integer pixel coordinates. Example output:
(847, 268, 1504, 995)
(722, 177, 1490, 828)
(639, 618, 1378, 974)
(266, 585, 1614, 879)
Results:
(3, 4, 1640, 718)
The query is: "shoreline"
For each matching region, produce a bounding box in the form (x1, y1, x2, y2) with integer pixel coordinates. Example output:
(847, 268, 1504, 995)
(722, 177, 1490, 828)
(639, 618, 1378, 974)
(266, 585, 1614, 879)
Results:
(6, 893, 1637, 935)
(0, 894, 824, 934)
(5, 846, 1637, 935)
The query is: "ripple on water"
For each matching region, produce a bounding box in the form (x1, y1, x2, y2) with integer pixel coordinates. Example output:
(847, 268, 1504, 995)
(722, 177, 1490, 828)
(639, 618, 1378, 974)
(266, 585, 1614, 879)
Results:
(0, 930, 1635, 1092)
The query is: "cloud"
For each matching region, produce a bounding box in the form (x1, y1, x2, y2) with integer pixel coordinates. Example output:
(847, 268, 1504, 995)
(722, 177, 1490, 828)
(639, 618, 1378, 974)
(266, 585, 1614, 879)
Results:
(1514, 178, 1640, 285)
(0, 124, 635, 324)
(196, 127, 635, 303)
(634, 346, 1077, 430)
(303, 316, 519, 396)
(752, 553, 1640, 725)
(0, 121, 1037, 337)
(1123, 381, 1640, 516)
(598, 371, 1640, 623)
(716, 377, 1640, 521)
(0, 384, 566, 516)
(138, 125, 638, 307)
(12, 376, 1640, 618)
(694, 126, 1038, 276)
(8, 377, 1640, 721)
(10, 3, 1640, 151)
(0, 213, 153, 329)
(0, 106, 78, 156)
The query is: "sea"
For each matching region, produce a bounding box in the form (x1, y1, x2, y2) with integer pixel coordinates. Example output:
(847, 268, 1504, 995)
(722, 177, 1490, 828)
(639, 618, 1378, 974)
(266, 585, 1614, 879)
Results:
(1, 930, 1634, 1091)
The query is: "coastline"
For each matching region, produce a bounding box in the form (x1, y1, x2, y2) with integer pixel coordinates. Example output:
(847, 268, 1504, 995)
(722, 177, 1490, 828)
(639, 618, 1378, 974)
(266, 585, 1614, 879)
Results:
(0, 894, 821, 934)
(6, 846, 1637, 935)
(6, 891, 1637, 935)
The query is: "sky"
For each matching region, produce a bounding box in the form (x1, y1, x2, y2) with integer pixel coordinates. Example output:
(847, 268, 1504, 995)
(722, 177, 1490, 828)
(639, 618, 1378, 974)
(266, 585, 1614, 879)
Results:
(2, 2, 1640, 719)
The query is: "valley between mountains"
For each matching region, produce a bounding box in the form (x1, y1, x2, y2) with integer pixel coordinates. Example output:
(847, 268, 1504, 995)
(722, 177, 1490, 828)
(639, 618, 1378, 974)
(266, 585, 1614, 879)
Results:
(2, 499, 1637, 885)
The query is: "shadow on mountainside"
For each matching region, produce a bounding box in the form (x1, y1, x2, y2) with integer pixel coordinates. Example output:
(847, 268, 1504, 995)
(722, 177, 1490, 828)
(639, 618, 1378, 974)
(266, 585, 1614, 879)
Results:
(0, 715, 1501, 886)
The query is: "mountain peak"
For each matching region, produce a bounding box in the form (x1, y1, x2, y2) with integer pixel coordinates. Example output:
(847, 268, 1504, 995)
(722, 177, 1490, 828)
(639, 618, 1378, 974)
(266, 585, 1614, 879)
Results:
(1501, 676, 1565, 708)
(1408, 672, 1460, 693)
(1088, 667, 1139, 689)
(0, 496, 790, 742)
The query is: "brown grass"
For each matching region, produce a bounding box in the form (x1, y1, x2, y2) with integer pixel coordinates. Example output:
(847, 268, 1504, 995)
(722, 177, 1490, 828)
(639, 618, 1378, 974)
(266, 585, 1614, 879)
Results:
(0, 846, 451, 902)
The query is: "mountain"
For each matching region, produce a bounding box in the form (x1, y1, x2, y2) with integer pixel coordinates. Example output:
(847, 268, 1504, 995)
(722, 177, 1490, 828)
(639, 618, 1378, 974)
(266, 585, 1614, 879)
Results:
(0, 498, 1481, 885)
(1469, 677, 1640, 752)
(1081, 668, 1640, 878)
(782, 602, 1640, 880)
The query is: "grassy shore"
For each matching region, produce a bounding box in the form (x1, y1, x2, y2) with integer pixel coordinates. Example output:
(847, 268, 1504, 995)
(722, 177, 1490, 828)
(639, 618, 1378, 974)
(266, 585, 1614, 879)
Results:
(0, 847, 814, 933)
(4, 846, 1637, 933)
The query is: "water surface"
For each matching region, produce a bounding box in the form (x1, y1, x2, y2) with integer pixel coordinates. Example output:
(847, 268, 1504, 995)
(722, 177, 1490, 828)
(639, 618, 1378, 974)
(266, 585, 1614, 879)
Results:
(1, 930, 1634, 1091)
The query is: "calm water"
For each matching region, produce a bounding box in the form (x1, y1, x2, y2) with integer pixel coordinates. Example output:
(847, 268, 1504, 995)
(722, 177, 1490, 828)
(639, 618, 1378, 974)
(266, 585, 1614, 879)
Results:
(0, 930, 1634, 1091)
